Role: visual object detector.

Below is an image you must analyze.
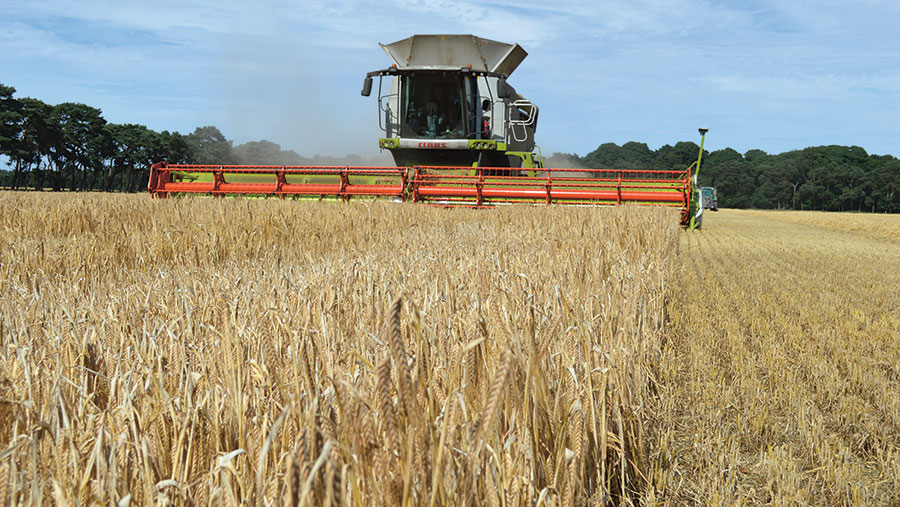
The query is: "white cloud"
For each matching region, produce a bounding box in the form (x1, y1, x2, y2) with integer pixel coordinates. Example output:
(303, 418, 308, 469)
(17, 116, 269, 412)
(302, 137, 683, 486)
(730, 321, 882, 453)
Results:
(2, 0, 899, 156)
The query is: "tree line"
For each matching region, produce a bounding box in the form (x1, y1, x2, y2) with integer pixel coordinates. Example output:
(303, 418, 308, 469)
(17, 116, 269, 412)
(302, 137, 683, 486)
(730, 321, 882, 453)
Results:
(0, 83, 193, 191)
(2, 82, 898, 212)
(0, 83, 374, 192)
(575, 141, 899, 212)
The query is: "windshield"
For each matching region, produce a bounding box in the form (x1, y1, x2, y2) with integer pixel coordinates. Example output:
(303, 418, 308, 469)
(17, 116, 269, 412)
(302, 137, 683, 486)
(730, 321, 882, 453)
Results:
(401, 74, 475, 139)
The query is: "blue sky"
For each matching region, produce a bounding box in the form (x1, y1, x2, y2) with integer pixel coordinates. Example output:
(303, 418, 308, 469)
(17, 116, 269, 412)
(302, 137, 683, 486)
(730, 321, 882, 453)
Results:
(2, 0, 899, 159)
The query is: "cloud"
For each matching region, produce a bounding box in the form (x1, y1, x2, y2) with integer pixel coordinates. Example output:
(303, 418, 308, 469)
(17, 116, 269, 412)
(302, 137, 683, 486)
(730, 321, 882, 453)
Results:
(2, 1, 899, 157)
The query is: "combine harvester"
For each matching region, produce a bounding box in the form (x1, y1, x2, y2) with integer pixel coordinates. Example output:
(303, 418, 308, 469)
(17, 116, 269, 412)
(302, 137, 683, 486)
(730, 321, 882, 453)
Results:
(148, 35, 708, 228)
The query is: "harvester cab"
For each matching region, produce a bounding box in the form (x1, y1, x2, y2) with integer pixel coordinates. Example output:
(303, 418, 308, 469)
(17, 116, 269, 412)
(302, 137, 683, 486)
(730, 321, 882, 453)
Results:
(361, 35, 541, 170)
(700, 187, 718, 211)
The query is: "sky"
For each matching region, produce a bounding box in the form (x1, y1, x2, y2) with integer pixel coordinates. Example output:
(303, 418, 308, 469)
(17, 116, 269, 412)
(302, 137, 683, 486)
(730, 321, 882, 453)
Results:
(2, 0, 899, 159)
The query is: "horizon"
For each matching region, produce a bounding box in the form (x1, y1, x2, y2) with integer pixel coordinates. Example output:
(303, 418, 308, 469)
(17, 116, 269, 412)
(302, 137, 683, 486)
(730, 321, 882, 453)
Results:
(2, 1, 899, 159)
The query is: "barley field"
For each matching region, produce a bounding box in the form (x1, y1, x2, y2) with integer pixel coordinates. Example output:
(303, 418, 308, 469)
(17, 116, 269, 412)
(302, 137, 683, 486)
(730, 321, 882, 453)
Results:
(0, 195, 898, 506)
(0, 193, 677, 505)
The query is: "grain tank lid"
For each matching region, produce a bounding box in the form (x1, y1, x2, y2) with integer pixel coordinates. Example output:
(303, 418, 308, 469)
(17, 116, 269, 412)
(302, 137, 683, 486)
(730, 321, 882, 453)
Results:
(379, 34, 527, 75)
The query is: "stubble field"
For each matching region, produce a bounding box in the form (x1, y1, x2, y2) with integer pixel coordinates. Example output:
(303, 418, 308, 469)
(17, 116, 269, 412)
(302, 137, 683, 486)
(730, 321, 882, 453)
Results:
(657, 209, 900, 504)
(0, 193, 898, 505)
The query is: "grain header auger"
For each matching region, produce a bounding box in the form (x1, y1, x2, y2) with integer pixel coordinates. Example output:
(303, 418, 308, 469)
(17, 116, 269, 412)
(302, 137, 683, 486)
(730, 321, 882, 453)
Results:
(148, 34, 707, 228)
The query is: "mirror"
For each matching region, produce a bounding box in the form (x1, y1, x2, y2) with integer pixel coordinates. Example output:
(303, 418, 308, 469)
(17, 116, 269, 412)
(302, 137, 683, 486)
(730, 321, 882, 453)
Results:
(497, 78, 510, 99)
(361, 77, 373, 97)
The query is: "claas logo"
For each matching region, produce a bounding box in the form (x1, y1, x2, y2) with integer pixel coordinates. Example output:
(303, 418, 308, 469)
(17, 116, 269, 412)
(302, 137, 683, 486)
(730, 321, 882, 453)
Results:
(417, 142, 447, 148)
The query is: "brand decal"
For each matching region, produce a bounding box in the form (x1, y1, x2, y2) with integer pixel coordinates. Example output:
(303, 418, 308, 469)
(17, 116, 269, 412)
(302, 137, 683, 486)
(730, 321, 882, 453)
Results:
(418, 142, 447, 148)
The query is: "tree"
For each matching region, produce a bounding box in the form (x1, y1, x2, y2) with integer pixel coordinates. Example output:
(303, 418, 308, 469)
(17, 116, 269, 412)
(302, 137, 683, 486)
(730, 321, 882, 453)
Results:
(617, 141, 654, 169)
(766, 157, 803, 209)
(186, 125, 235, 164)
(743, 149, 770, 165)
(838, 165, 867, 211)
(50, 102, 110, 190)
(702, 148, 744, 191)
(581, 142, 621, 169)
(0, 84, 29, 188)
(656, 141, 703, 171)
(234, 140, 284, 165)
(15, 98, 54, 190)
(232, 139, 312, 165)
(157, 131, 192, 165)
(714, 158, 755, 208)
(0, 83, 20, 154)
(106, 124, 153, 191)
(865, 157, 900, 213)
